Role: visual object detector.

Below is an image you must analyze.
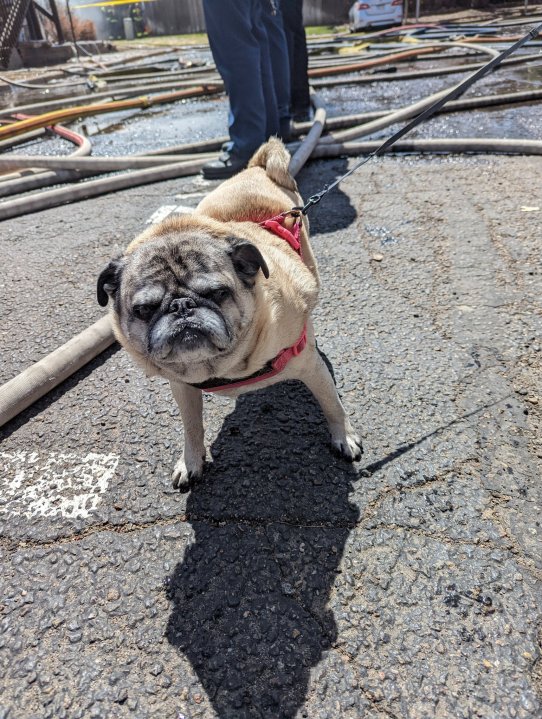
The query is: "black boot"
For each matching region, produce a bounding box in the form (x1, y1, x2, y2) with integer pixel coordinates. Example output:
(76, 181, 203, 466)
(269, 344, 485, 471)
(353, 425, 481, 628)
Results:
(202, 149, 249, 180)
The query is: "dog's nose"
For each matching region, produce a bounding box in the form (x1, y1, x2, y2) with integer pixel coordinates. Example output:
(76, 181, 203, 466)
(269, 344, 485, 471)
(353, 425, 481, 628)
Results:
(170, 297, 196, 316)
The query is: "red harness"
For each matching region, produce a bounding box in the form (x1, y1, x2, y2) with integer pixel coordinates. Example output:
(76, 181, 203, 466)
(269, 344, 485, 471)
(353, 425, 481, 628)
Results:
(192, 213, 307, 393)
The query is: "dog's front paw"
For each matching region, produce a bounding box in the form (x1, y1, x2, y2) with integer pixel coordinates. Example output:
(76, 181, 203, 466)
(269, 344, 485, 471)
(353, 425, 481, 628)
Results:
(331, 428, 363, 462)
(171, 454, 205, 490)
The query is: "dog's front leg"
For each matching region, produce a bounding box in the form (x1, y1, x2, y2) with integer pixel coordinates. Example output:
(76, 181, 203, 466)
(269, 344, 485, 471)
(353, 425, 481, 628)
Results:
(297, 348, 363, 462)
(169, 381, 206, 488)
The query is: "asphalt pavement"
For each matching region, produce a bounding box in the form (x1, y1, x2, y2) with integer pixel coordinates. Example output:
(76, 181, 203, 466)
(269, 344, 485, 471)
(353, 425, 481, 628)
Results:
(1, 153, 541, 718)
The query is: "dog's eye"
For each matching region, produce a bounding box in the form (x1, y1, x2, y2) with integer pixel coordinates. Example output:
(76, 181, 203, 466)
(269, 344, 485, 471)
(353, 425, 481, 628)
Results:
(133, 303, 158, 321)
(206, 287, 231, 304)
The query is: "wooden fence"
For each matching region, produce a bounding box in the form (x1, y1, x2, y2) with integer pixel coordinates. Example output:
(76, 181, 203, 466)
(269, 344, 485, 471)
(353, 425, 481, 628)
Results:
(130, 0, 351, 37)
(78, 0, 525, 40)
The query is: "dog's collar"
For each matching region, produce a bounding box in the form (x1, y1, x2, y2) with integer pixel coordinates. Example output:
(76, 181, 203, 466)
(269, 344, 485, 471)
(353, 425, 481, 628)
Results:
(190, 211, 306, 393)
(189, 326, 307, 393)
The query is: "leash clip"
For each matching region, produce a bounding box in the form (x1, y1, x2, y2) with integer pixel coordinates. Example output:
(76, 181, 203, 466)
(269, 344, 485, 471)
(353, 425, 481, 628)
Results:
(298, 187, 328, 215)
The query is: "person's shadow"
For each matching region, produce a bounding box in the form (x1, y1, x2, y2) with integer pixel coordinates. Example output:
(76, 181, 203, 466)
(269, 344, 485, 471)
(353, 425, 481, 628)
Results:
(166, 373, 360, 718)
(296, 156, 358, 234)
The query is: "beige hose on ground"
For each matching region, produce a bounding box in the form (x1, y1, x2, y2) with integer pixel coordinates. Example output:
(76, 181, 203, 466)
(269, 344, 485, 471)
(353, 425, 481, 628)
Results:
(0, 121, 93, 198)
(0, 84, 223, 141)
(312, 53, 540, 89)
(317, 41, 500, 146)
(0, 317, 114, 427)
(293, 89, 542, 135)
(311, 137, 542, 158)
(0, 158, 209, 222)
(0, 152, 216, 173)
(306, 40, 498, 78)
(0, 128, 45, 151)
(288, 93, 327, 177)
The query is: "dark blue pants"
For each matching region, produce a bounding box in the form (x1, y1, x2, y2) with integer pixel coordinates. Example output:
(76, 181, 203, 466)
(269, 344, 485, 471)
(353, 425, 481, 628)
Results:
(261, 1, 291, 132)
(202, 0, 291, 160)
(281, 0, 310, 117)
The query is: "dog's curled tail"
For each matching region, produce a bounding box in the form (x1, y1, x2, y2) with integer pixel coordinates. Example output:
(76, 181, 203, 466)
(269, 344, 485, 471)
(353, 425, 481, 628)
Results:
(248, 137, 298, 192)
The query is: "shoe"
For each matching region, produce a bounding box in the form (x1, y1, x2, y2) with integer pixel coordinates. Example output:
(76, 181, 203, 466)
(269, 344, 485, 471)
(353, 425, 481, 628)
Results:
(202, 149, 249, 180)
(292, 107, 312, 123)
(279, 118, 292, 143)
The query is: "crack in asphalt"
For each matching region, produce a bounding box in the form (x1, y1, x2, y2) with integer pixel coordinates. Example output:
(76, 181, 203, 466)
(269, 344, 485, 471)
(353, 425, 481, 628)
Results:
(532, 619, 542, 702)
(482, 499, 542, 581)
(0, 459, 474, 552)
(370, 522, 501, 550)
(0, 450, 526, 563)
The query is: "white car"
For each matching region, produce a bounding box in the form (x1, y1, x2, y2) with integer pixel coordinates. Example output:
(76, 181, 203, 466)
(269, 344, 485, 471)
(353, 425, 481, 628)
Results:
(348, 0, 404, 31)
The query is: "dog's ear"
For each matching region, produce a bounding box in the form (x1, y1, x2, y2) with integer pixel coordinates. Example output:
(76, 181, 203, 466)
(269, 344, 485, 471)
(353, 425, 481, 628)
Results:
(229, 241, 269, 282)
(97, 257, 125, 307)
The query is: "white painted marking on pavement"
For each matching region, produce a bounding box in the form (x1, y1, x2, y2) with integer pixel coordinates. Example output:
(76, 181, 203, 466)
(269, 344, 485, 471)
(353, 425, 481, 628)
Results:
(145, 202, 199, 225)
(173, 192, 206, 200)
(173, 204, 195, 215)
(0, 451, 119, 520)
(146, 204, 177, 224)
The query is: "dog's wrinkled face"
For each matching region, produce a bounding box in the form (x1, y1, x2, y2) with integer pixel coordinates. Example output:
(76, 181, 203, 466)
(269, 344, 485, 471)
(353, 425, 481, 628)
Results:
(97, 230, 269, 375)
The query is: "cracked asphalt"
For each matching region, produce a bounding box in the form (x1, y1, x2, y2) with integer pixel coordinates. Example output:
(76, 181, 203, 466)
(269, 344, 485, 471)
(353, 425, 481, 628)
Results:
(1, 143, 541, 718)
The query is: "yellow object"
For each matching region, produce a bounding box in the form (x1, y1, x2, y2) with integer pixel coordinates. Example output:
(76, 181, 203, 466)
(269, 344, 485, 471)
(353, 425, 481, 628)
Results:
(337, 42, 370, 55)
(74, 0, 157, 7)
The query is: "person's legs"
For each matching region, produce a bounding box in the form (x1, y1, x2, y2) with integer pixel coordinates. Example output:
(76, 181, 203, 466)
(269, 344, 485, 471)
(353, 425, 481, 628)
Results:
(202, 0, 268, 176)
(260, 0, 291, 139)
(251, 0, 281, 139)
(281, 0, 311, 121)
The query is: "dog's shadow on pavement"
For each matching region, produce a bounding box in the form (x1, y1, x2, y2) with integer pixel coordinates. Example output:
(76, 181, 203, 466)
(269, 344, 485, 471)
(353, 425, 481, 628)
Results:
(166, 378, 360, 719)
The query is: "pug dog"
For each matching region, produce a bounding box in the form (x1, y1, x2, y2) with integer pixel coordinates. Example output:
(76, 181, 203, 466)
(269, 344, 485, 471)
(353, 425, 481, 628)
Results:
(97, 138, 362, 487)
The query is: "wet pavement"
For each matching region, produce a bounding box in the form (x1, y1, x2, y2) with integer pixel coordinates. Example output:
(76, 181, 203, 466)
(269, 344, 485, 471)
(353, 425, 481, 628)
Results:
(1, 35, 542, 719)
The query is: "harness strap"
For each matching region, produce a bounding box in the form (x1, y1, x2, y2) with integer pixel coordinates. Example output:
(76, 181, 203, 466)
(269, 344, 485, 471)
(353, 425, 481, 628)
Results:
(191, 212, 307, 393)
(259, 215, 302, 256)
